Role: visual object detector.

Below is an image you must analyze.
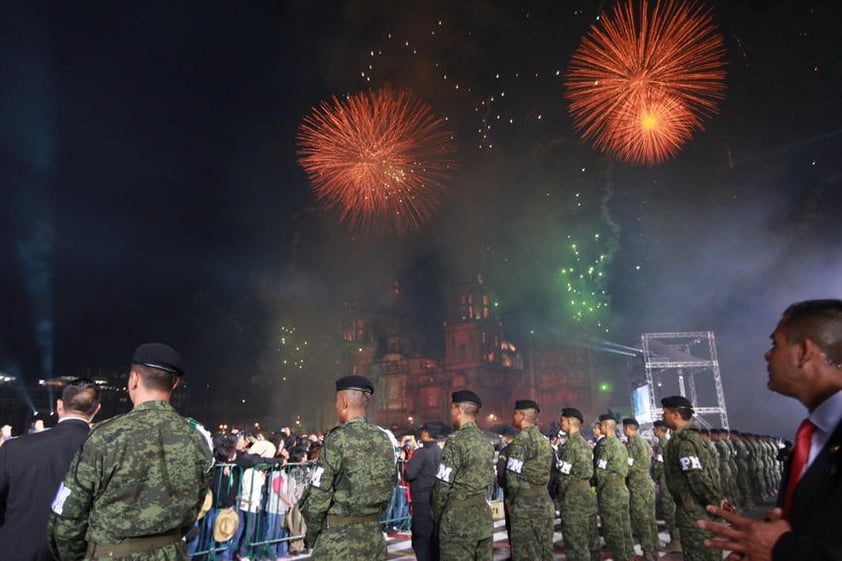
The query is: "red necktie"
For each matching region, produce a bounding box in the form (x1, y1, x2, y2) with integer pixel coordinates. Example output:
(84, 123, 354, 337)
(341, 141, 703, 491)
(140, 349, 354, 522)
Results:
(782, 418, 816, 519)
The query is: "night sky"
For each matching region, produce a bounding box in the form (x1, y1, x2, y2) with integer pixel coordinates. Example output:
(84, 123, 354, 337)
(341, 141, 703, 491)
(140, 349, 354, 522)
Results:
(2, 1, 841, 436)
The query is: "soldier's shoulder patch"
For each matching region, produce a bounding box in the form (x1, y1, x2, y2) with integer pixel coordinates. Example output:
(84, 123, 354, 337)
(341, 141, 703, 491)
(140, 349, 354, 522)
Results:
(679, 456, 704, 471)
(187, 418, 214, 453)
(51, 482, 72, 515)
(435, 462, 454, 483)
(309, 466, 327, 489)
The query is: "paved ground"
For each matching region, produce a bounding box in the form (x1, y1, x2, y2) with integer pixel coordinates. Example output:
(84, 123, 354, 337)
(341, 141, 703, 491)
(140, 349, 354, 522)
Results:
(283, 503, 773, 561)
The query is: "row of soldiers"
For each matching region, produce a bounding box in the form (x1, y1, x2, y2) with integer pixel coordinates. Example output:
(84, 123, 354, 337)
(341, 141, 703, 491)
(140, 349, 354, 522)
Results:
(653, 424, 785, 547)
(298, 378, 784, 561)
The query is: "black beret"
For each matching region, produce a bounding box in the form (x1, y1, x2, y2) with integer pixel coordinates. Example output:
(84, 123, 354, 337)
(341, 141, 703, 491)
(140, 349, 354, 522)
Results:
(710, 428, 721, 434)
(729, 429, 741, 436)
(652, 420, 667, 429)
(132, 343, 185, 377)
(452, 390, 482, 407)
(514, 399, 540, 412)
(661, 395, 694, 410)
(560, 407, 584, 423)
(598, 413, 617, 422)
(420, 421, 445, 438)
(700, 428, 711, 436)
(335, 375, 374, 394)
(500, 425, 520, 438)
(622, 417, 639, 428)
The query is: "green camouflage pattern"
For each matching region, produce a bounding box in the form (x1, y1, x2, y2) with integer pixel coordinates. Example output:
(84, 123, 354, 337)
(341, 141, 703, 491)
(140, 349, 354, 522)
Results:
(705, 439, 722, 491)
(625, 434, 658, 555)
(594, 435, 633, 561)
(713, 437, 736, 504)
(431, 420, 494, 561)
(555, 432, 599, 561)
(732, 437, 753, 508)
(663, 425, 722, 561)
(722, 437, 744, 507)
(299, 416, 395, 561)
(504, 425, 554, 561)
(47, 400, 212, 561)
(652, 436, 680, 543)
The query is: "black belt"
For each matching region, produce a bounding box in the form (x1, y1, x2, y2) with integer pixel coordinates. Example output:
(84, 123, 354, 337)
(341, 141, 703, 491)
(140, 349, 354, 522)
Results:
(86, 529, 182, 558)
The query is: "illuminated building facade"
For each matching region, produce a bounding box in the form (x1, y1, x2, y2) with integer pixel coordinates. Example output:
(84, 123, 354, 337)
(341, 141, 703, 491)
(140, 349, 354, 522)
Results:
(342, 276, 606, 432)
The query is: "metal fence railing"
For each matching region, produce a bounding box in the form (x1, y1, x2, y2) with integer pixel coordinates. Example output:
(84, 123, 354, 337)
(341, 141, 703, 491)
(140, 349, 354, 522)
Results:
(187, 460, 414, 560)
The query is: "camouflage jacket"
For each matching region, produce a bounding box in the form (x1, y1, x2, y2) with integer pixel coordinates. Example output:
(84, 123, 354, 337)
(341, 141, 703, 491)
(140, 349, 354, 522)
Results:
(504, 425, 552, 503)
(556, 432, 593, 496)
(430, 421, 494, 520)
(47, 400, 213, 561)
(625, 434, 653, 483)
(299, 416, 395, 545)
(652, 436, 668, 482)
(714, 439, 733, 473)
(664, 425, 721, 511)
(594, 435, 629, 487)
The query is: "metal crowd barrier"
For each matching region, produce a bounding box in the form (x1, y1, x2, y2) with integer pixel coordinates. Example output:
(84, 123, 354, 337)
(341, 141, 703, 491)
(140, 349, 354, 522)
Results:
(188, 460, 414, 560)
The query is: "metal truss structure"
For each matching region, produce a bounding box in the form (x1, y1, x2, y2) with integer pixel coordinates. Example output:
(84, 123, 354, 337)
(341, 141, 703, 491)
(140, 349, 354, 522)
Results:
(640, 331, 729, 429)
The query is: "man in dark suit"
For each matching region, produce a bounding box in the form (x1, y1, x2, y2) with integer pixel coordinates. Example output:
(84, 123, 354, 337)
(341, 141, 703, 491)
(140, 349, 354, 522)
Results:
(405, 421, 445, 561)
(0, 378, 100, 561)
(699, 299, 842, 560)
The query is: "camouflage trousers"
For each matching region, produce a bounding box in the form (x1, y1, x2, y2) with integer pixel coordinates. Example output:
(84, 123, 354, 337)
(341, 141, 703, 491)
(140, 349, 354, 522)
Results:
(438, 502, 493, 561)
(628, 476, 658, 554)
(597, 480, 634, 561)
(736, 466, 753, 507)
(656, 481, 681, 542)
(674, 503, 720, 561)
(310, 520, 387, 561)
(508, 496, 554, 561)
(717, 464, 735, 504)
(559, 483, 600, 561)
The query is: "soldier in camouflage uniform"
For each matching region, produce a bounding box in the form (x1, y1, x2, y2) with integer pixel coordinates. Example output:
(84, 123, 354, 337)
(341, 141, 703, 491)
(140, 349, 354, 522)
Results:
(731, 430, 753, 510)
(299, 375, 396, 561)
(652, 420, 682, 552)
(47, 343, 213, 561)
(622, 418, 658, 561)
(555, 408, 600, 561)
(661, 396, 731, 561)
(721, 430, 743, 508)
(701, 429, 722, 493)
(504, 399, 554, 561)
(594, 413, 634, 561)
(710, 429, 736, 506)
(431, 390, 495, 561)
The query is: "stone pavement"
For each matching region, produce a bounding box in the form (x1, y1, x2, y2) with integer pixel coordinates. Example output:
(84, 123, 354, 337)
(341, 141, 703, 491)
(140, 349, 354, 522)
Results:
(284, 502, 773, 560)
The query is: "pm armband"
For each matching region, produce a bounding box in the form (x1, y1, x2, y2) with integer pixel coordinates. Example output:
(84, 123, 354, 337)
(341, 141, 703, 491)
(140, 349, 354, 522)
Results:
(436, 463, 454, 483)
(679, 456, 703, 471)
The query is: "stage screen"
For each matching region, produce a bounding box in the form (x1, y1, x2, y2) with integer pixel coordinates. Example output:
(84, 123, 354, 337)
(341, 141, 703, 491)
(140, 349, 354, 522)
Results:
(632, 384, 653, 424)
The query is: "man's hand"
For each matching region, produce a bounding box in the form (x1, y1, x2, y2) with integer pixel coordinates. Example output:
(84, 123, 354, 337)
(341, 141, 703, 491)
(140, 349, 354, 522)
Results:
(697, 505, 790, 561)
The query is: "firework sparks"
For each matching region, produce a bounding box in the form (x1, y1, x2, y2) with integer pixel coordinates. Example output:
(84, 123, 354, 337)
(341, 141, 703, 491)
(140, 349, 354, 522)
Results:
(296, 88, 456, 236)
(565, 0, 726, 165)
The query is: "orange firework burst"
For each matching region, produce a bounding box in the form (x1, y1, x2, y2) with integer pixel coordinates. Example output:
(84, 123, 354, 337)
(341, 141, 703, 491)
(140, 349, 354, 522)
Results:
(296, 88, 456, 236)
(565, 0, 726, 166)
